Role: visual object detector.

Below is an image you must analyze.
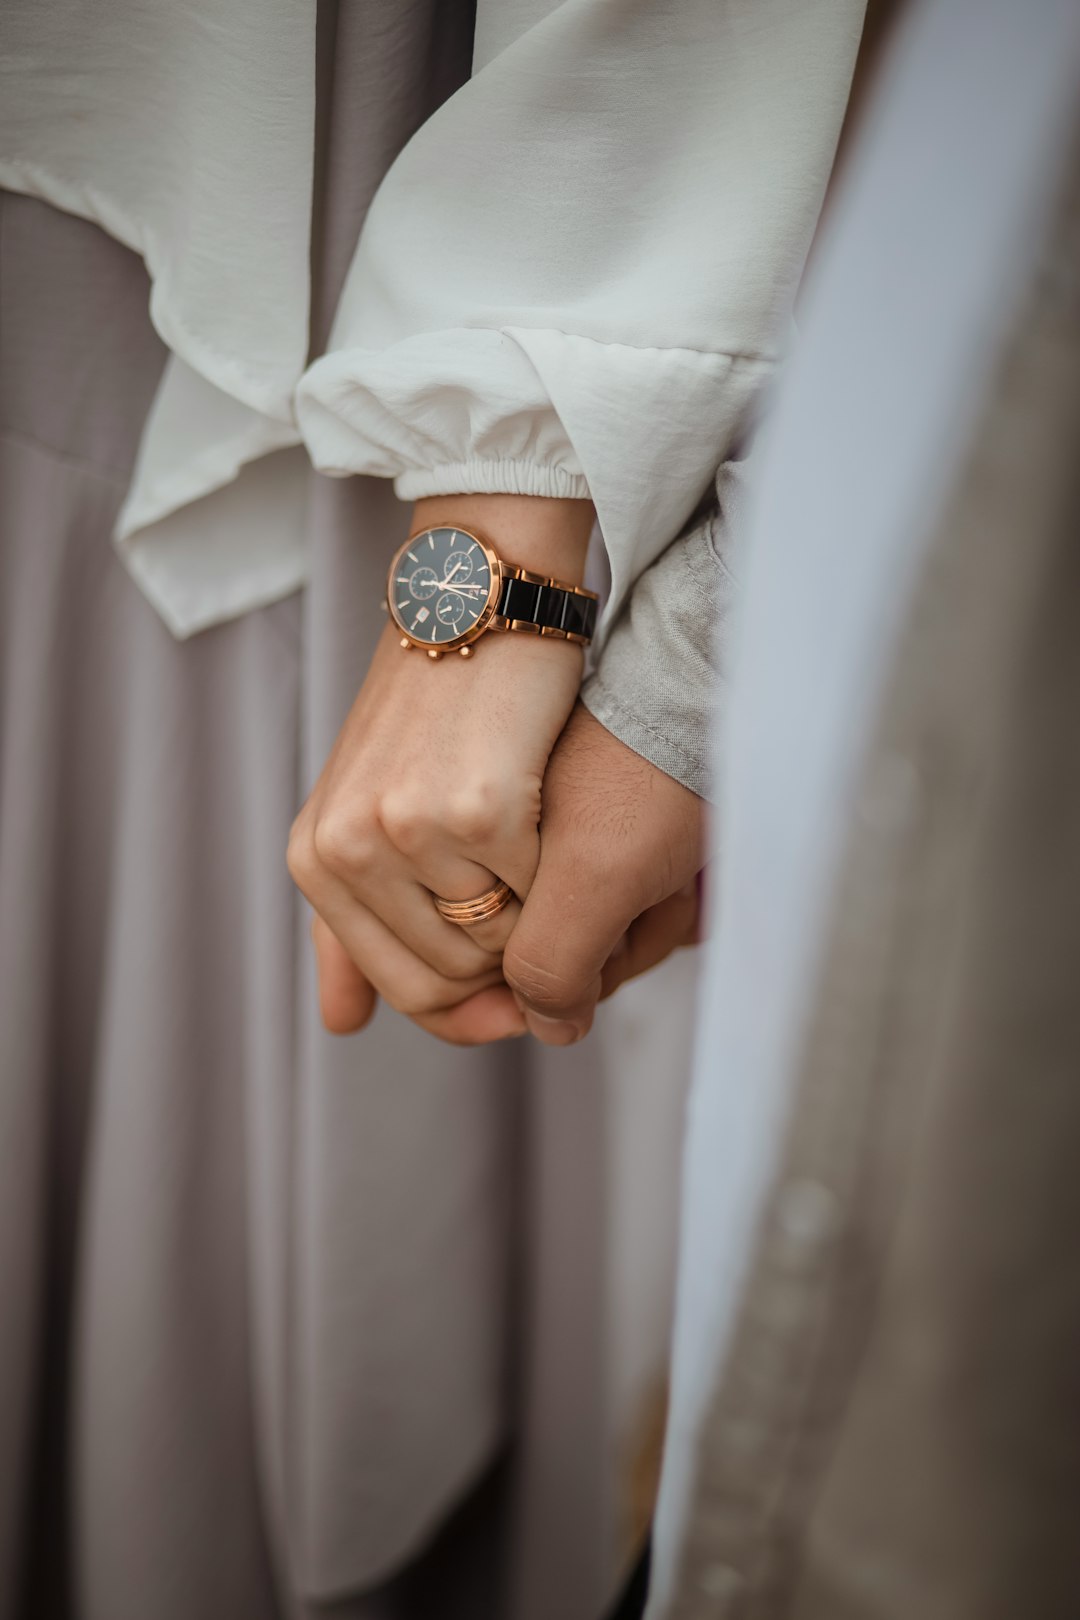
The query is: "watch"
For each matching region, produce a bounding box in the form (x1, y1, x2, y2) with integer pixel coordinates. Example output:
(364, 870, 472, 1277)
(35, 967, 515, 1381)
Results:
(387, 525, 599, 659)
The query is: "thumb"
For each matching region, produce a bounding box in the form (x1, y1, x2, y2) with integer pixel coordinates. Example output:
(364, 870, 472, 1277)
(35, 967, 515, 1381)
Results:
(502, 844, 636, 1047)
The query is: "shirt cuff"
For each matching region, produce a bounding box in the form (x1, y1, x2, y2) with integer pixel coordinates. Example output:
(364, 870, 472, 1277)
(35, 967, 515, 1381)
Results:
(394, 459, 590, 503)
(580, 469, 747, 801)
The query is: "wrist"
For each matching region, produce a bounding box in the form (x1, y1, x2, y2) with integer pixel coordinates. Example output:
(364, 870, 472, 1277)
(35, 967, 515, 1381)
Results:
(410, 492, 594, 586)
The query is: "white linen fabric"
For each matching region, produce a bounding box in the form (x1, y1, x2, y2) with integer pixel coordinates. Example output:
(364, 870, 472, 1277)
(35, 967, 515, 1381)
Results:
(646, 0, 1080, 1612)
(0, 0, 864, 638)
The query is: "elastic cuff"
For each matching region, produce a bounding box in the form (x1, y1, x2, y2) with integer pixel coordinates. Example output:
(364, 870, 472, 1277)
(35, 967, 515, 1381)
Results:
(394, 460, 591, 503)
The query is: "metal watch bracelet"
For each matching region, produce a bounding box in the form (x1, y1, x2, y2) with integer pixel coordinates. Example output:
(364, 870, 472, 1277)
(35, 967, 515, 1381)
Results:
(492, 564, 598, 645)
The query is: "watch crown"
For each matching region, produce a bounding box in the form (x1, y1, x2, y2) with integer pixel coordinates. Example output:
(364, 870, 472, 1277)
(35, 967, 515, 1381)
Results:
(459, 646, 473, 658)
(427, 649, 443, 661)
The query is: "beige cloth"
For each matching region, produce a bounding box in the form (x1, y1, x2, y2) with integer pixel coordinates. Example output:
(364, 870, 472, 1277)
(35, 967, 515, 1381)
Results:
(654, 22, 1080, 1620)
(0, 181, 695, 1620)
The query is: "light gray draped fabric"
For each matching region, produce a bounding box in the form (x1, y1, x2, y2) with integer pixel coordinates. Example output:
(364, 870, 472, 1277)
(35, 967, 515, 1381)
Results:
(0, 79, 696, 1620)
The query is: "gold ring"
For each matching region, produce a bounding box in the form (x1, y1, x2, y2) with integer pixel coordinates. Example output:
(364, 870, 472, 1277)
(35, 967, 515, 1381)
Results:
(433, 880, 514, 927)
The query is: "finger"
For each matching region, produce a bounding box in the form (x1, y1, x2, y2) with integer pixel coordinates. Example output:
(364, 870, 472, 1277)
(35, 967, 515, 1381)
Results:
(293, 807, 506, 981)
(502, 852, 638, 1047)
(321, 807, 534, 969)
(340, 859, 524, 970)
(376, 784, 542, 906)
(352, 868, 508, 980)
(312, 916, 378, 1034)
(330, 863, 521, 976)
(411, 985, 528, 1046)
(297, 803, 505, 978)
(314, 878, 507, 1018)
(356, 862, 523, 967)
(599, 884, 700, 1002)
(431, 889, 523, 956)
(431, 793, 541, 906)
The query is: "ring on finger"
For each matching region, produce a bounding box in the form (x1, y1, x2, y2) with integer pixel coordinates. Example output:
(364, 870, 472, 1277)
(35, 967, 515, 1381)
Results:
(433, 880, 514, 927)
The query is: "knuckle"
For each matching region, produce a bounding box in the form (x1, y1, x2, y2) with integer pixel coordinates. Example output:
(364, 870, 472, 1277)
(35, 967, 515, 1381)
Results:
(443, 783, 502, 846)
(286, 812, 317, 888)
(376, 790, 435, 856)
(311, 807, 378, 880)
(390, 978, 442, 1019)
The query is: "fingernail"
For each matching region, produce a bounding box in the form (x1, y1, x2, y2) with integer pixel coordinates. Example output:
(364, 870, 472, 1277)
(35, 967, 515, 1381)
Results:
(526, 1012, 586, 1046)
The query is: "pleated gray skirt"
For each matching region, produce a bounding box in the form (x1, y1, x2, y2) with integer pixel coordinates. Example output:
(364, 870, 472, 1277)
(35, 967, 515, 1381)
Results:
(0, 185, 697, 1619)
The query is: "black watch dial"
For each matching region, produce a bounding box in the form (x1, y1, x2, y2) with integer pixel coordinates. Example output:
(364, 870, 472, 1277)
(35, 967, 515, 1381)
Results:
(390, 529, 494, 646)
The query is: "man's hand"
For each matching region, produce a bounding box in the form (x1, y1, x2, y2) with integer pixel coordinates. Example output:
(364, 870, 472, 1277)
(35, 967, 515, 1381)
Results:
(502, 703, 706, 1045)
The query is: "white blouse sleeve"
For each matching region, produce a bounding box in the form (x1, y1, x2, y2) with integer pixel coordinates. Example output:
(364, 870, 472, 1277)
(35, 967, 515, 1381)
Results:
(295, 0, 865, 631)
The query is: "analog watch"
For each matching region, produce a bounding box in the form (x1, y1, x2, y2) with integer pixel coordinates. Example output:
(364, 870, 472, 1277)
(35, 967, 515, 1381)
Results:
(387, 525, 598, 659)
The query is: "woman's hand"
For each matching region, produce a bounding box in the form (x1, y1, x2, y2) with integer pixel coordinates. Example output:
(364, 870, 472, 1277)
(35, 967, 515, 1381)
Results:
(288, 493, 594, 1043)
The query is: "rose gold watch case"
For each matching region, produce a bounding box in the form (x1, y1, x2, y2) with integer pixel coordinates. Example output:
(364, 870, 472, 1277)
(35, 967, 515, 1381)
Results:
(388, 526, 504, 654)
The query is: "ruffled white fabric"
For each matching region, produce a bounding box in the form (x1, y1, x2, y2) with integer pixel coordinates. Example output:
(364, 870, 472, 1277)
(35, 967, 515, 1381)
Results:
(296, 0, 865, 637)
(0, 0, 864, 639)
(298, 329, 769, 633)
(0, 0, 313, 635)
(114, 358, 306, 636)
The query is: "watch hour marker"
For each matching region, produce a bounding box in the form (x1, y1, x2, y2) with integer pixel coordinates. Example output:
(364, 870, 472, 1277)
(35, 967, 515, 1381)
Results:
(428, 534, 435, 550)
(397, 601, 409, 611)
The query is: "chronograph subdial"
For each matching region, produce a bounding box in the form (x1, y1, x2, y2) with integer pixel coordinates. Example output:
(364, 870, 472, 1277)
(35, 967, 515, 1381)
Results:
(435, 593, 466, 627)
(407, 566, 439, 601)
(443, 549, 474, 585)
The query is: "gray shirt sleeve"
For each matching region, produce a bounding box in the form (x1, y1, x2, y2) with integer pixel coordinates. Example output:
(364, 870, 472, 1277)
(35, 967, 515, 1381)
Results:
(579, 460, 754, 802)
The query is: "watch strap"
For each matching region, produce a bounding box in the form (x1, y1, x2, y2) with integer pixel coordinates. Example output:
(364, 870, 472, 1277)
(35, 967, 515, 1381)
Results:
(494, 567, 598, 645)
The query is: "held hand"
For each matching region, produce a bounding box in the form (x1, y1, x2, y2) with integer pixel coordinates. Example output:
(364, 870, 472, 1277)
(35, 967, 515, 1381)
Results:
(288, 493, 594, 1044)
(502, 703, 707, 1044)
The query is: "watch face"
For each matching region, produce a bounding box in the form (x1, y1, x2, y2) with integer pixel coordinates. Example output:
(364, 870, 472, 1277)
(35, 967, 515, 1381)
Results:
(389, 529, 495, 647)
